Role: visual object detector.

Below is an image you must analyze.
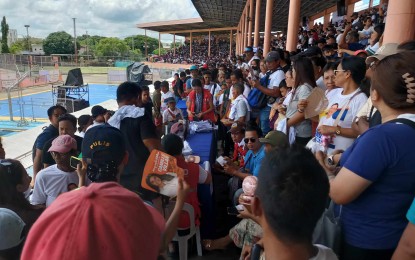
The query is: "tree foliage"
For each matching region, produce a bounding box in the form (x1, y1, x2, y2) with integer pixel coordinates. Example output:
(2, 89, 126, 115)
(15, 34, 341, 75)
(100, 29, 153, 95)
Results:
(152, 48, 167, 55)
(43, 31, 76, 55)
(1, 16, 9, 53)
(94, 37, 130, 57)
(124, 35, 159, 56)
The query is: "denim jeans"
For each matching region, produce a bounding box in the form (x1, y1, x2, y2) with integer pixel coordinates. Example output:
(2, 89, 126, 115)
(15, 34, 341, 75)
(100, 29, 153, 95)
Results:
(260, 106, 271, 135)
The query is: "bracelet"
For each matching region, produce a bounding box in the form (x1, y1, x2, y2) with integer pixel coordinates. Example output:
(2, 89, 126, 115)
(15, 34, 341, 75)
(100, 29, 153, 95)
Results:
(297, 109, 304, 113)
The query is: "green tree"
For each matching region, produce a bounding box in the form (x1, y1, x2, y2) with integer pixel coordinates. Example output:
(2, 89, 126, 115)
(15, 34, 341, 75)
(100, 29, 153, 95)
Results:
(43, 31, 76, 55)
(1, 16, 10, 53)
(95, 37, 130, 57)
(9, 40, 24, 54)
(152, 48, 167, 55)
(124, 35, 159, 56)
(170, 42, 183, 49)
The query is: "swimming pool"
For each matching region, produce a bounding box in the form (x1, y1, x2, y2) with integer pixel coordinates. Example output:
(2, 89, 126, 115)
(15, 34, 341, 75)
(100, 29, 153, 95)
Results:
(0, 84, 118, 119)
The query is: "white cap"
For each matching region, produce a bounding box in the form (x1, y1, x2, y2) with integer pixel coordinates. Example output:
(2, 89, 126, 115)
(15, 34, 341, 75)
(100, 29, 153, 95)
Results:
(0, 208, 26, 250)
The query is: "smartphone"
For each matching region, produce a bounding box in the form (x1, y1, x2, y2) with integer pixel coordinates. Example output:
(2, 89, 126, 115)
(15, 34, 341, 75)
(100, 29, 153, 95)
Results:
(227, 206, 241, 215)
(70, 156, 81, 169)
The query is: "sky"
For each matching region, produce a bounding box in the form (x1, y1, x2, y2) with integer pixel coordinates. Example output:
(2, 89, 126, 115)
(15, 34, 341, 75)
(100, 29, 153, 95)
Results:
(1, 0, 200, 42)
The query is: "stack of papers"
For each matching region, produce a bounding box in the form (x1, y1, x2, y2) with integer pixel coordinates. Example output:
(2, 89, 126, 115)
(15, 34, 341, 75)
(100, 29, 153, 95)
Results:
(189, 120, 215, 133)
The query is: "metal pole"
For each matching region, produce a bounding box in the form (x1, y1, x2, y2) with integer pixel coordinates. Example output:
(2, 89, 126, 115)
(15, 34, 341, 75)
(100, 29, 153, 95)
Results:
(7, 89, 13, 121)
(173, 33, 176, 56)
(158, 33, 161, 56)
(145, 29, 148, 58)
(208, 31, 211, 57)
(86, 31, 89, 61)
(72, 18, 77, 65)
(24, 25, 30, 52)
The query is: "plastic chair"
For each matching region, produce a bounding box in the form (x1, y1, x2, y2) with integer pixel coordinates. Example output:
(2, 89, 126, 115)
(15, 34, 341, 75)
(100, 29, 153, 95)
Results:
(172, 203, 202, 260)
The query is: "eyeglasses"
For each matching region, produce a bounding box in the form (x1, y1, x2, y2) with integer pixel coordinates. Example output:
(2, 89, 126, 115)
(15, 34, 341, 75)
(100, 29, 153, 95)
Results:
(244, 138, 257, 143)
(334, 70, 346, 75)
(0, 160, 12, 174)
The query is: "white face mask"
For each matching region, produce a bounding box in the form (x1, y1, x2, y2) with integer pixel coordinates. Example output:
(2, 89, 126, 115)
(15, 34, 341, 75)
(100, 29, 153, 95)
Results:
(23, 187, 32, 200)
(204, 85, 211, 89)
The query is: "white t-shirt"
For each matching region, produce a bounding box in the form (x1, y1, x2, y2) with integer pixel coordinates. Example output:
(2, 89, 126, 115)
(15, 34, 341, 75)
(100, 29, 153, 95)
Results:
(316, 76, 326, 91)
(31, 165, 79, 207)
(336, 33, 343, 44)
(198, 165, 209, 183)
(161, 91, 175, 112)
(266, 69, 286, 107)
(204, 83, 221, 106)
(229, 83, 251, 100)
(315, 88, 367, 154)
(162, 107, 183, 124)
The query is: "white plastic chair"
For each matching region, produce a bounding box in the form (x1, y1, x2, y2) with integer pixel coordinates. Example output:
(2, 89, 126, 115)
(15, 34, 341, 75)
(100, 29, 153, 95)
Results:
(172, 203, 202, 260)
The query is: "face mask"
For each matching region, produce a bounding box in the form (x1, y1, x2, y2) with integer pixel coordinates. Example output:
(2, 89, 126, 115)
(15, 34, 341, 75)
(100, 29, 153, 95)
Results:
(251, 66, 258, 70)
(204, 85, 211, 89)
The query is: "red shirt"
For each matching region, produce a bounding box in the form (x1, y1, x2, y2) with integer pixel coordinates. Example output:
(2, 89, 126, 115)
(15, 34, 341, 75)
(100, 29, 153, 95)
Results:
(233, 141, 247, 167)
(175, 156, 201, 228)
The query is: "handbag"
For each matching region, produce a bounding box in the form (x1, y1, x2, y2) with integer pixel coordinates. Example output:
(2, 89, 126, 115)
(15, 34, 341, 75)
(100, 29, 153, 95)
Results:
(312, 200, 342, 255)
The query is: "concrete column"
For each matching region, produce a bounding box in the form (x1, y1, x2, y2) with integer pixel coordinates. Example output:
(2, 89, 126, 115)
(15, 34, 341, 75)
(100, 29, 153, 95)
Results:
(263, 0, 274, 56)
(347, 2, 355, 19)
(158, 33, 161, 56)
(286, 0, 301, 52)
(254, 0, 261, 47)
(323, 12, 331, 29)
(190, 32, 193, 57)
(383, 0, 415, 44)
(230, 30, 233, 56)
(242, 11, 246, 51)
(173, 33, 176, 56)
(248, 0, 254, 46)
(208, 31, 211, 57)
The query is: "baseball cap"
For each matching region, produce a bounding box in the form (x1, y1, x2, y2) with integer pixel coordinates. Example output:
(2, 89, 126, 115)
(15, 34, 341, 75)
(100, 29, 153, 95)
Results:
(0, 208, 26, 250)
(189, 65, 198, 71)
(48, 135, 77, 153)
(228, 122, 245, 134)
(164, 97, 176, 104)
(21, 182, 165, 260)
(201, 63, 208, 69)
(244, 46, 254, 53)
(91, 105, 107, 118)
(366, 43, 399, 64)
(265, 51, 281, 62)
(82, 124, 126, 165)
(259, 131, 288, 148)
(354, 50, 368, 56)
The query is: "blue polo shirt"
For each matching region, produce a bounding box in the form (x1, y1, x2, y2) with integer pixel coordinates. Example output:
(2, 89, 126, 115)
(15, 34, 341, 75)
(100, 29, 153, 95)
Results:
(243, 145, 265, 177)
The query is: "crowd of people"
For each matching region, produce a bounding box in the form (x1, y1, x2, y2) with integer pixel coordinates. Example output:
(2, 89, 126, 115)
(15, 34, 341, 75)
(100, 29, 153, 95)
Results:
(1, 4, 415, 260)
(161, 37, 232, 65)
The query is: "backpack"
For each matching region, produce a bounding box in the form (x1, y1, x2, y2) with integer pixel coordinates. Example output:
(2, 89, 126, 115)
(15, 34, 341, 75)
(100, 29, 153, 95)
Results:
(247, 69, 281, 109)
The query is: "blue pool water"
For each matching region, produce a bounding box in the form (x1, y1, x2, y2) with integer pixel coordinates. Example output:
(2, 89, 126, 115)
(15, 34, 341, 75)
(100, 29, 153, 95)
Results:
(0, 84, 117, 119)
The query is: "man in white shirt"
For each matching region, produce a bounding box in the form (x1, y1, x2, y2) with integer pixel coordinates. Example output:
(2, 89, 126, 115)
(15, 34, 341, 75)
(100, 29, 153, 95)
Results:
(251, 51, 285, 135)
(244, 46, 259, 67)
(160, 80, 175, 113)
(243, 146, 338, 260)
(31, 135, 79, 207)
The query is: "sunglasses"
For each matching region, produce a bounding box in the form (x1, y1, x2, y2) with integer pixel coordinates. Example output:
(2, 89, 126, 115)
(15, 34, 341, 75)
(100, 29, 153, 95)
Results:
(0, 160, 12, 174)
(244, 138, 257, 143)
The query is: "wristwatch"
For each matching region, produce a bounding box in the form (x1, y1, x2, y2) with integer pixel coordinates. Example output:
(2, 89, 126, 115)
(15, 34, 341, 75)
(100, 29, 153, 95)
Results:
(335, 126, 341, 135)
